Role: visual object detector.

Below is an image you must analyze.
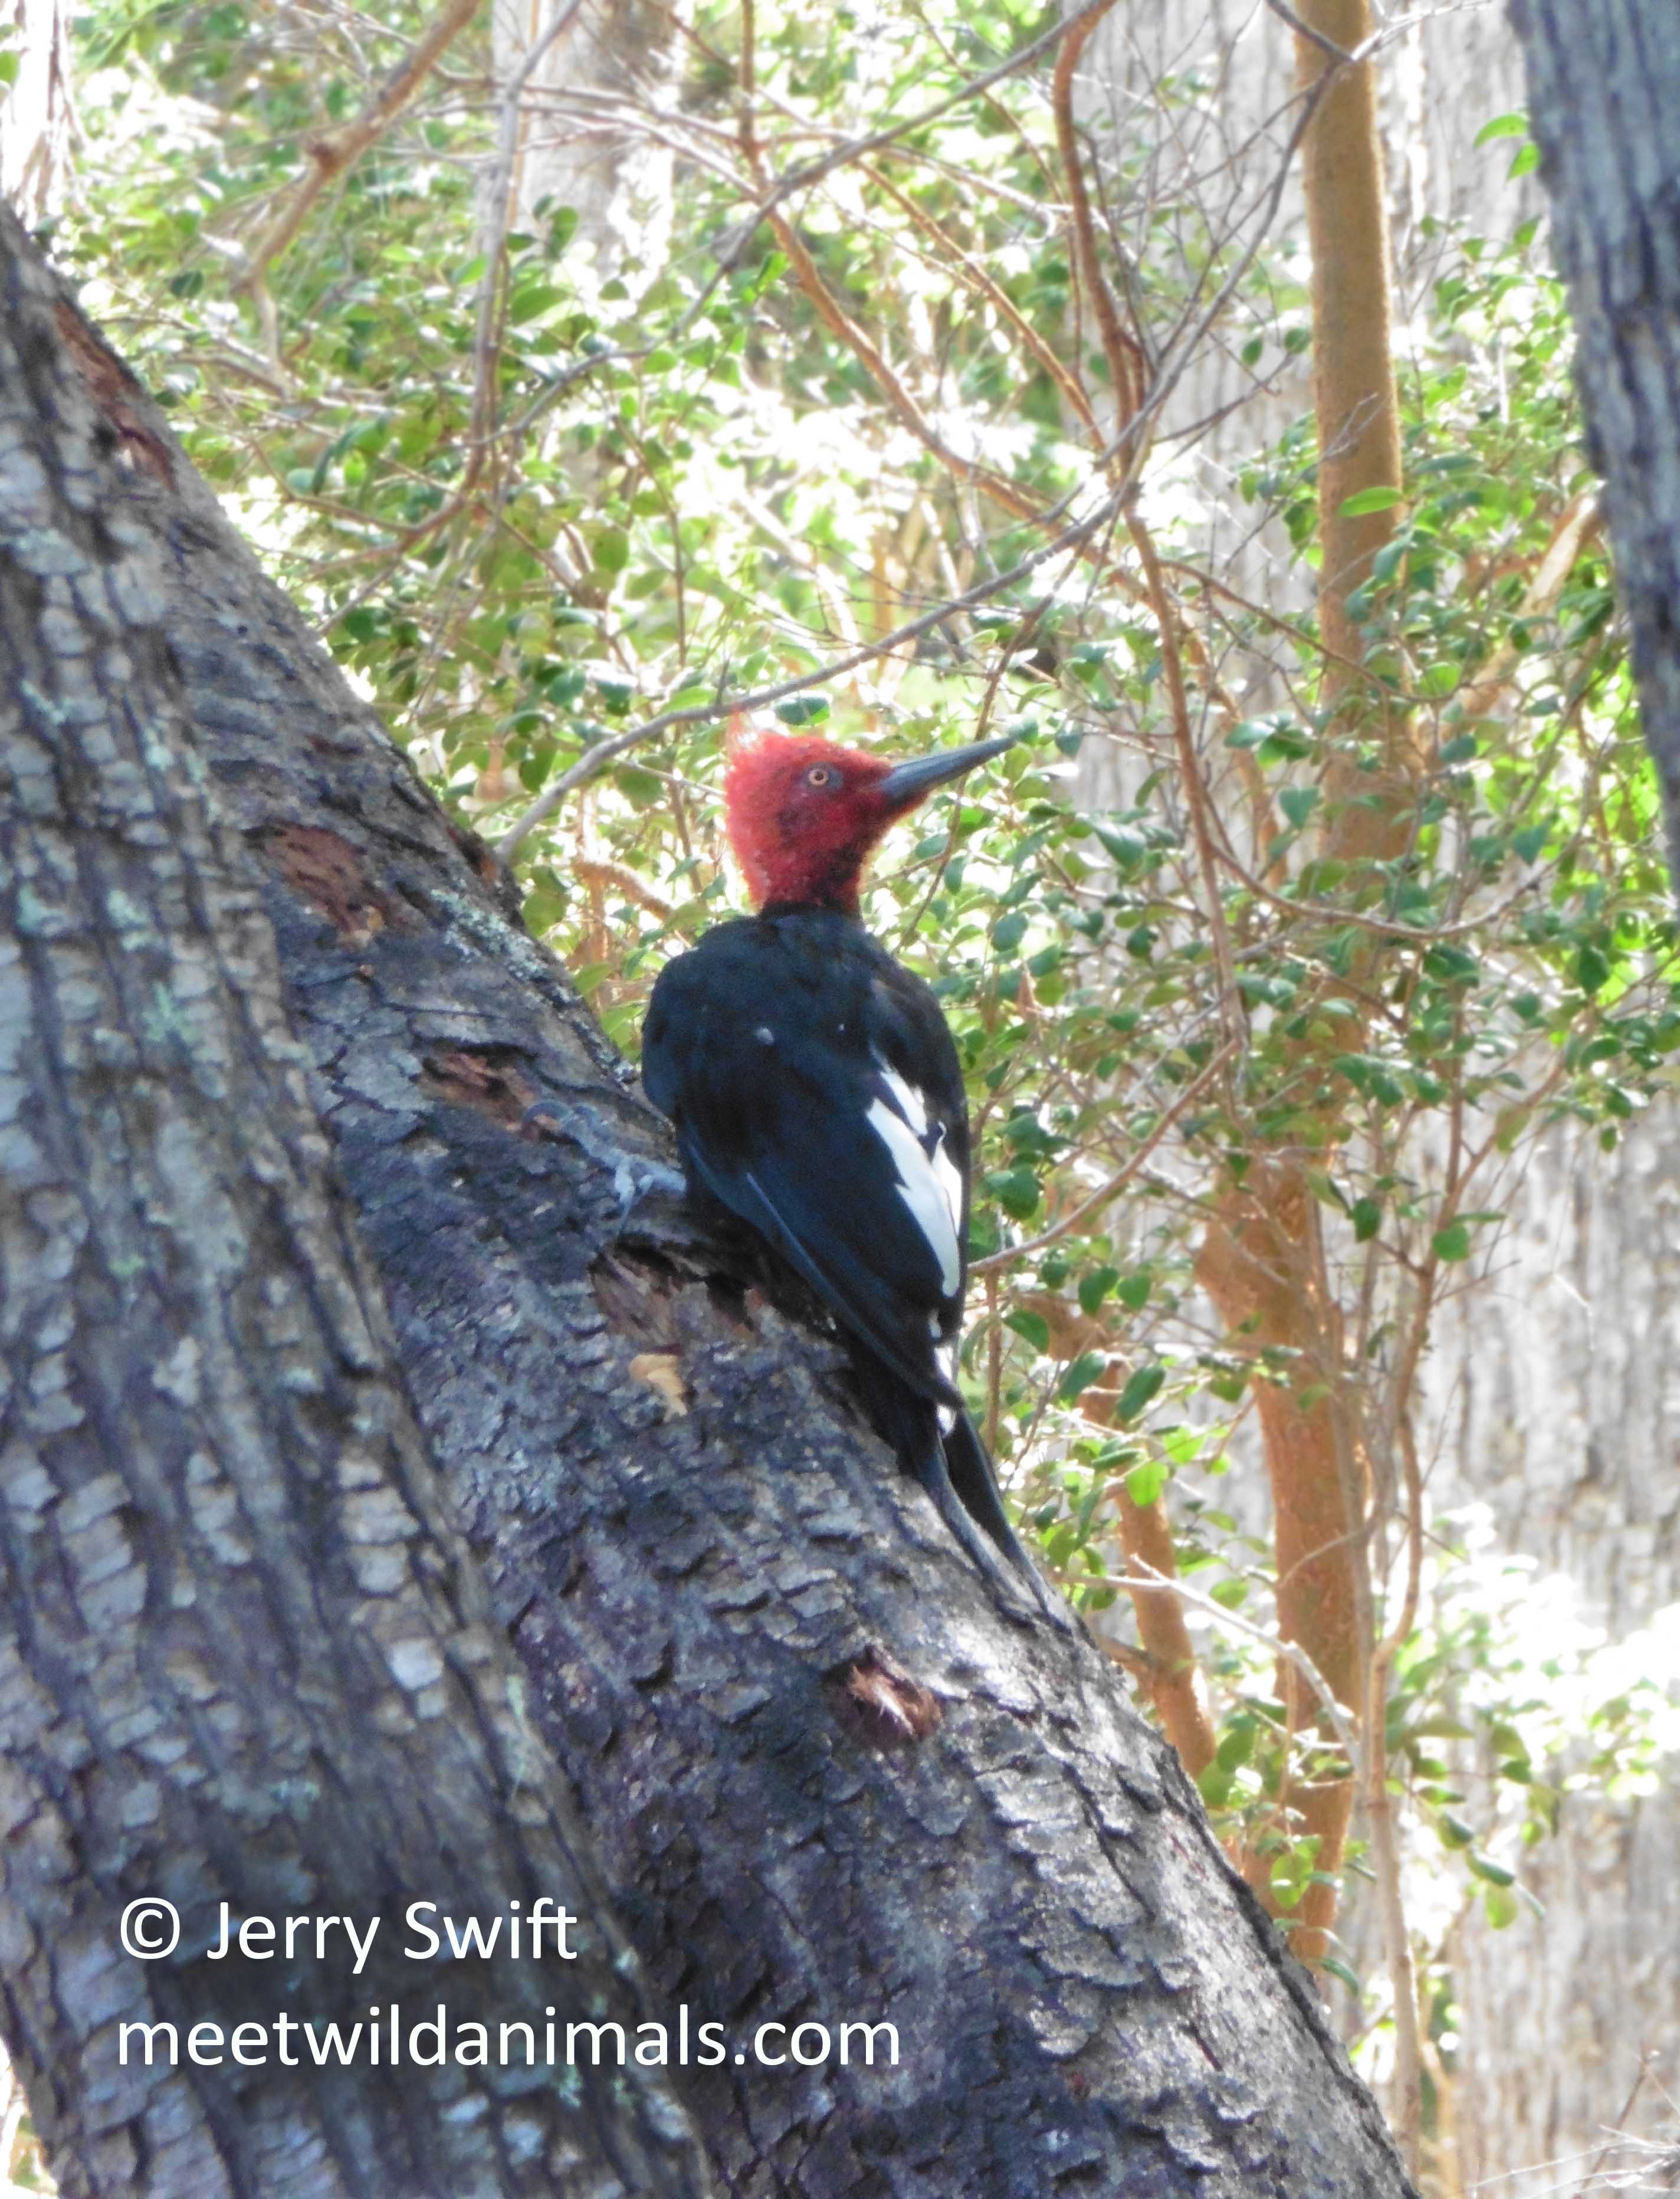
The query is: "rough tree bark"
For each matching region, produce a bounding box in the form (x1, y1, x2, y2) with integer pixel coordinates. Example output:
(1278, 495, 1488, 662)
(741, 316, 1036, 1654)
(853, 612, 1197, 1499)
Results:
(1511, 0, 1680, 892)
(0, 212, 710, 2199)
(0, 204, 1422, 2196)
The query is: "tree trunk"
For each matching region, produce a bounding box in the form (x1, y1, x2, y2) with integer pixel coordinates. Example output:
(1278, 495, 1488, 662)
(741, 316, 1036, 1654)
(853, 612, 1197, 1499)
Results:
(1193, 0, 1409, 1964)
(1412, 1115, 1680, 2194)
(0, 204, 1421, 2197)
(1511, 0, 1680, 891)
(0, 211, 710, 2199)
(0, 0, 71, 222)
(487, 0, 678, 291)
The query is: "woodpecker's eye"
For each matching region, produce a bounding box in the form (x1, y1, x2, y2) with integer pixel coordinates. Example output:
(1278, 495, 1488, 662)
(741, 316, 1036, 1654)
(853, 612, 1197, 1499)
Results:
(806, 766, 833, 788)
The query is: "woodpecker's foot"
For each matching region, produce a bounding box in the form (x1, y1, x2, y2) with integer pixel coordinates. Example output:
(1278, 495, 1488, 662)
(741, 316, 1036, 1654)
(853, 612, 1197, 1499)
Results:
(520, 1098, 570, 1141)
(522, 1102, 687, 1224)
(610, 1157, 688, 1226)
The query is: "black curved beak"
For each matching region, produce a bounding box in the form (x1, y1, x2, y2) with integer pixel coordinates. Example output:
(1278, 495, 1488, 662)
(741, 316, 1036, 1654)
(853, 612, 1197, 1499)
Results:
(875, 732, 1017, 809)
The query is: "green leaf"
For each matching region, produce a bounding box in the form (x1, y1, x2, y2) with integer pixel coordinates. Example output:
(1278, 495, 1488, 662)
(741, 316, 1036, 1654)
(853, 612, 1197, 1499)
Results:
(773, 695, 830, 724)
(1467, 1850, 1516, 1886)
(1059, 1351, 1110, 1403)
(1574, 943, 1611, 994)
(1432, 1220, 1471, 1263)
(1338, 485, 1404, 516)
(1474, 111, 1528, 145)
(1078, 1266, 1120, 1317)
(1482, 1883, 1520, 1929)
(991, 911, 1029, 953)
(987, 1166, 1041, 1219)
(1114, 1363, 1166, 1423)
(1125, 1456, 1167, 1508)
(1004, 1309, 1051, 1353)
(1225, 714, 1299, 751)
(591, 529, 631, 573)
(1351, 1196, 1382, 1243)
(1197, 1762, 1235, 1807)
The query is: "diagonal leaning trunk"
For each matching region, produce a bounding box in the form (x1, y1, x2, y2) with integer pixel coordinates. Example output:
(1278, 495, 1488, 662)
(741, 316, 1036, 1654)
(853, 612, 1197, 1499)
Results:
(0, 217, 710, 2199)
(0, 203, 1419, 2197)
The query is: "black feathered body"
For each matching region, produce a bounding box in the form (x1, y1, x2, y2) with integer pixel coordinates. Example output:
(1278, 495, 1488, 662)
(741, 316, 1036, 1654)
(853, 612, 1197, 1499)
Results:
(642, 904, 1035, 1583)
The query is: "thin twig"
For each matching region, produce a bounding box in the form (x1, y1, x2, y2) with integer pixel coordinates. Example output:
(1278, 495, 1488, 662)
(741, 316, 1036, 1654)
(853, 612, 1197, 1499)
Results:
(470, 0, 589, 455)
(1128, 512, 1245, 1050)
(1101, 1561, 1359, 1765)
(1264, 0, 1356, 63)
(493, 488, 1127, 859)
(1052, 0, 1147, 431)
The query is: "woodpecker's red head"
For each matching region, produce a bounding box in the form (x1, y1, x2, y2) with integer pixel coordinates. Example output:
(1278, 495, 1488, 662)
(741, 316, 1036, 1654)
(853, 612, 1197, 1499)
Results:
(724, 726, 1015, 915)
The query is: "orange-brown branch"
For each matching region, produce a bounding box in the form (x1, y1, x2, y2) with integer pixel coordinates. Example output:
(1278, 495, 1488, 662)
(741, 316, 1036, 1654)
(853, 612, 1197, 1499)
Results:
(1110, 1485, 1218, 1778)
(1052, 0, 1148, 435)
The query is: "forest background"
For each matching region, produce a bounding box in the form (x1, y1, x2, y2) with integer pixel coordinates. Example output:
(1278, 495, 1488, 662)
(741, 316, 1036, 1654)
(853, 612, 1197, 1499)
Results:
(1, 0, 1676, 2193)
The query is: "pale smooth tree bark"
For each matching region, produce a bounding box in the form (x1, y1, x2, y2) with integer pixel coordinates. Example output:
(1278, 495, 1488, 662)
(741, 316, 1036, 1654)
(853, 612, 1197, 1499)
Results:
(1512, 0, 1680, 891)
(0, 202, 1426, 2196)
(487, 0, 678, 293)
(0, 0, 71, 222)
(1413, 1116, 1680, 2197)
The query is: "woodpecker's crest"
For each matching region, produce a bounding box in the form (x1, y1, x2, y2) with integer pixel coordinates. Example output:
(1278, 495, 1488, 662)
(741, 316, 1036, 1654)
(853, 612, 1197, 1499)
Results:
(724, 730, 899, 914)
(724, 724, 1017, 915)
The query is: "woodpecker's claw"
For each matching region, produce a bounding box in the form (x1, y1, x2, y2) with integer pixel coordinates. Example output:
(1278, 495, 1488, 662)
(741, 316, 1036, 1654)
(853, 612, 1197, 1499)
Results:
(521, 1102, 687, 1225)
(612, 1157, 688, 1224)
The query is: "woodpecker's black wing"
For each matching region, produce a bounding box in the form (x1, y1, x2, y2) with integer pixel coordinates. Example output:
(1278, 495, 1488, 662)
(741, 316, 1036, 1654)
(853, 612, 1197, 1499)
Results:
(642, 907, 972, 1404)
(643, 905, 1064, 1621)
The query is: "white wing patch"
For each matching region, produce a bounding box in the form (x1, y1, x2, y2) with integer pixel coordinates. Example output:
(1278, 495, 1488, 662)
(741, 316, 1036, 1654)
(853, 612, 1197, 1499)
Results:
(867, 1058, 963, 1298)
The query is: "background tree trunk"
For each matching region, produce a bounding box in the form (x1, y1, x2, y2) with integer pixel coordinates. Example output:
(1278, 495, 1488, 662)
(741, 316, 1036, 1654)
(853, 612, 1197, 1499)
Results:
(0, 0, 71, 222)
(0, 202, 1425, 2196)
(1511, 0, 1680, 891)
(1415, 1117, 1680, 2197)
(487, 0, 678, 294)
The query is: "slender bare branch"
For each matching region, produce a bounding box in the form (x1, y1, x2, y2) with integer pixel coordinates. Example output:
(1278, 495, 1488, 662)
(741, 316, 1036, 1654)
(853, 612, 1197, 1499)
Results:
(238, 0, 483, 293)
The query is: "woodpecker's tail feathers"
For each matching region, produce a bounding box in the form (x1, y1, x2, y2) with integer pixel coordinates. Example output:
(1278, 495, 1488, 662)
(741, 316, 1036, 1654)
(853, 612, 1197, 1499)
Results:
(942, 1412, 1073, 1632)
(842, 1345, 1073, 1630)
(908, 1439, 1040, 1629)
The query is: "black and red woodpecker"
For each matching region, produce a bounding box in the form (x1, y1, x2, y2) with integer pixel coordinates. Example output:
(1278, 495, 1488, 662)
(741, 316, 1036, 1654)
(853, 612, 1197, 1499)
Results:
(641, 726, 1061, 1620)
